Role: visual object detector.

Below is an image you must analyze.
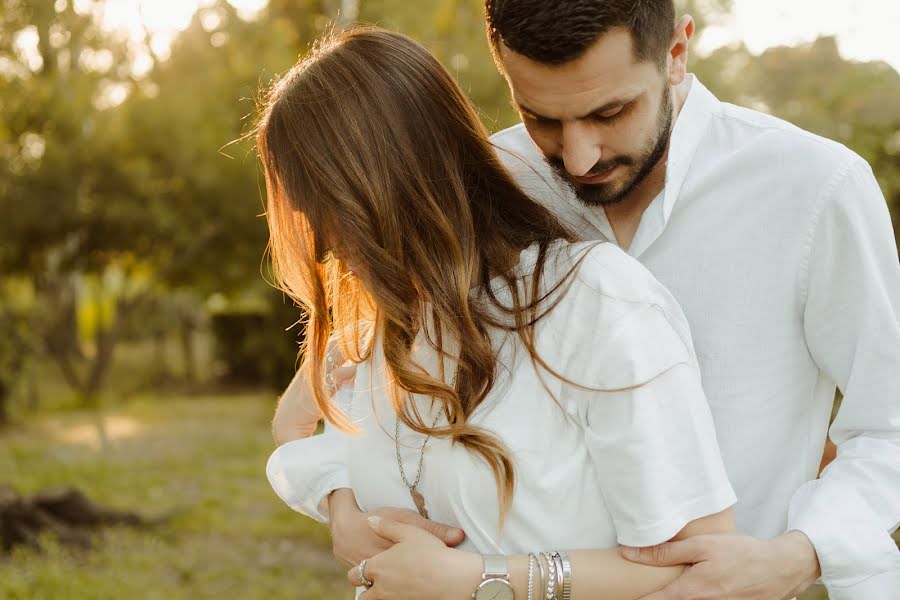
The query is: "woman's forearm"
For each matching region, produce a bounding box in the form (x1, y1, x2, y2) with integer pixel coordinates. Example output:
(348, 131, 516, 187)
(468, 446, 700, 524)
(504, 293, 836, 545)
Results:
(452, 548, 683, 599)
(272, 364, 322, 444)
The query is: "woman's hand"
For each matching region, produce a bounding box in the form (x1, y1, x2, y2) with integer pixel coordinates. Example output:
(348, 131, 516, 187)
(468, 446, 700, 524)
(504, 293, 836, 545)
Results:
(329, 489, 466, 569)
(271, 342, 356, 445)
(348, 516, 480, 600)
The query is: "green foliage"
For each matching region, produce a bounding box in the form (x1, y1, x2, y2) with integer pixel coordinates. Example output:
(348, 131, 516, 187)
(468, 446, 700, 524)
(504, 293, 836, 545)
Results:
(0, 0, 897, 404)
(691, 36, 900, 244)
(358, 0, 518, 131)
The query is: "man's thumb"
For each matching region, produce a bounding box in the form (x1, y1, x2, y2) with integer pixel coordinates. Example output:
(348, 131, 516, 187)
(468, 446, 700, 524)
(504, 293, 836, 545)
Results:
(620, 539, 701, 567)
(389, 510, 465, 545)
(423, 520, 465, 546)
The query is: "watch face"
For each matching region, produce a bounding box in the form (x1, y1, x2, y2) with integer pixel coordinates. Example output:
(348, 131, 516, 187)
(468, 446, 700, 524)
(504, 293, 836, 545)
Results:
(474, 578, 515, 600)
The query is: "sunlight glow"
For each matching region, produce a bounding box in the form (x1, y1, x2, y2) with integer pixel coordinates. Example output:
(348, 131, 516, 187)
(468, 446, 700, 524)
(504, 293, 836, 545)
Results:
(696, 0, 900, 73)
(73, 0, 900, 75)
(85, 0, 268, 62)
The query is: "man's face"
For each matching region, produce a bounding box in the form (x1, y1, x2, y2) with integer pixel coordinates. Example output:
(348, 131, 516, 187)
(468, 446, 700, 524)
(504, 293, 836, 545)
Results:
(500, 28, 673, 207)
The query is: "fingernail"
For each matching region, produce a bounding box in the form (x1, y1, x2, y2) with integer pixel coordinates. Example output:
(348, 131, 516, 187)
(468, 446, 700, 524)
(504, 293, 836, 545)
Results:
(367, 515, 382, 528)
(621, 546, 638, 559)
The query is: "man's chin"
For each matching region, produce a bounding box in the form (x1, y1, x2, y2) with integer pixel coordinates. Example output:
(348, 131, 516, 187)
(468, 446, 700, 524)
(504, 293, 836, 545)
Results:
(570, 181, 629, 207)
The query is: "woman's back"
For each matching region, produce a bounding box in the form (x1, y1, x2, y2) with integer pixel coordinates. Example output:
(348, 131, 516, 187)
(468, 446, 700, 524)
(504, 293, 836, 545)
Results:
(343, 240, 734, 553)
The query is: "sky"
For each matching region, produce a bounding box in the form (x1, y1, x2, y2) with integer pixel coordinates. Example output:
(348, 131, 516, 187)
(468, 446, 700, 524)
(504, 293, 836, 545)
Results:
(61, 0, 900, 76)
(696, 0, 900, 72)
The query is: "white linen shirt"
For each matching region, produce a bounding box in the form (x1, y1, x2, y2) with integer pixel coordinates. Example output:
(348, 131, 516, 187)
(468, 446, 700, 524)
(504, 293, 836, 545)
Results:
(267, 75, 900, 598)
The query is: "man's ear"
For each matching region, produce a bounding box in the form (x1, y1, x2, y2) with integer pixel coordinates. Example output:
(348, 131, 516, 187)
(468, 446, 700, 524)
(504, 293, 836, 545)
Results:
(668, 15, 695, 86)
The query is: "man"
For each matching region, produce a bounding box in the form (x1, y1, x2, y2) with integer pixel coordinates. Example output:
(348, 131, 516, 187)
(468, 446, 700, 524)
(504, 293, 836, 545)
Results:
(267, 2, 900, 598)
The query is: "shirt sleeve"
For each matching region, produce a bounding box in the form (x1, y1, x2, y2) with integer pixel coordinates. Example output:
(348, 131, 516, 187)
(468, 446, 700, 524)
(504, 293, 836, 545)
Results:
(788, 157, 900, 597)
(562, 259, 736, 548)
(265, 388, 354, 524)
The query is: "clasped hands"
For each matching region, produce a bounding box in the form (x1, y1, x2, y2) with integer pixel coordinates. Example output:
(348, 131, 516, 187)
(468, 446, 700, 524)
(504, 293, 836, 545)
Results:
(272, 352, 819, 599)
(330, 487, 819, 600)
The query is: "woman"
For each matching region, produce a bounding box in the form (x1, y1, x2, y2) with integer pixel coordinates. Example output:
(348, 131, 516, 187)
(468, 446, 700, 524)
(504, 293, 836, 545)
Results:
(259, 27, 736, 599)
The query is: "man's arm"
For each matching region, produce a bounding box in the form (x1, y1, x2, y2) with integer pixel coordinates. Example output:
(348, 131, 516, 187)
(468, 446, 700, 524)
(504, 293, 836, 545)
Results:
(623, 158, 900, 599)
(788, 157, 900, 598)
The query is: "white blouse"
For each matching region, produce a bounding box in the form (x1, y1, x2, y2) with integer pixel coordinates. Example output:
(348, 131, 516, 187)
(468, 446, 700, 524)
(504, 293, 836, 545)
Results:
(268, 241, 736, 555)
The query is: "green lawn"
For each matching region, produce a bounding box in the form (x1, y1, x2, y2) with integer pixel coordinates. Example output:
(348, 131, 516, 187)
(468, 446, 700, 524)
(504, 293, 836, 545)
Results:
(0, 393, 350, 600)
(0, 390, 850, 599)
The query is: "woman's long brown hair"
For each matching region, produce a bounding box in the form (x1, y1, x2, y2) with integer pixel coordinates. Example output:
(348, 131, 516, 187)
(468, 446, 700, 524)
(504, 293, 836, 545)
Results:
(257, 27, 584, 518)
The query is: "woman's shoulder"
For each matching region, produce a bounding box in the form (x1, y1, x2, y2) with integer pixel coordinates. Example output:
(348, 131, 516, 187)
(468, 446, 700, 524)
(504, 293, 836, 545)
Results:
(541, 240, 678, 312)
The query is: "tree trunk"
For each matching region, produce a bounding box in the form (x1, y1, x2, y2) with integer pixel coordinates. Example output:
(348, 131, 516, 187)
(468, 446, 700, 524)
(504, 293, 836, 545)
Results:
(179, 317, 196, 383)
(0, 380, 8, 426)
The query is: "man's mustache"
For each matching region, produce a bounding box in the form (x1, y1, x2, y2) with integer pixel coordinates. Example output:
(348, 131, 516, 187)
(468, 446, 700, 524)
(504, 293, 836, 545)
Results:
(548, 155, 634, 180)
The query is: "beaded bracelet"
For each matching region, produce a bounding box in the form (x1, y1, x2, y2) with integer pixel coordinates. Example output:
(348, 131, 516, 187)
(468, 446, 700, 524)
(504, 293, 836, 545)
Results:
(527, 553, 537, 600)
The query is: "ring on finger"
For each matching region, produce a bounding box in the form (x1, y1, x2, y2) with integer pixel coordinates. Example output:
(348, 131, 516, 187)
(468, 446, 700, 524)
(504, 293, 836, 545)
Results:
(358, 559, 374, 588)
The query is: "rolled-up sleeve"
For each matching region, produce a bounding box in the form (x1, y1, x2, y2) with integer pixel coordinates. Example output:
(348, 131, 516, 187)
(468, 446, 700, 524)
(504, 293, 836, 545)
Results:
(266, 391, 354, 523)
(789, 158, 900, 598)
(561, 253, 736, 547)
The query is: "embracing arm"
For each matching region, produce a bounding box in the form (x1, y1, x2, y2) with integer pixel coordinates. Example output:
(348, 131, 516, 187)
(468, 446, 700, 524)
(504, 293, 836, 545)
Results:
(786, 158, 900, 597)
(356, 509, 736, 599)
(266, 355, 465, 564)
(271, 363, 323, 445)
(267, 344, 356, 522)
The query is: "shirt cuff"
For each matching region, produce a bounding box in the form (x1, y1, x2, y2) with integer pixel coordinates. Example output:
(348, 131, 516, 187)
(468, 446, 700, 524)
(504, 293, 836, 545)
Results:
(788, 478, 900, 595)
(266, 434, 352, 524)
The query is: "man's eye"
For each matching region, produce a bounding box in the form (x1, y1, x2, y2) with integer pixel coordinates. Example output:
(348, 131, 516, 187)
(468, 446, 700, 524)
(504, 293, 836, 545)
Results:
(596, 106, 624, 120)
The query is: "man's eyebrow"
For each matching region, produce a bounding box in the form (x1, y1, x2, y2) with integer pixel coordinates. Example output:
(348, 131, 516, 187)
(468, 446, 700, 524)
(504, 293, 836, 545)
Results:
(514, 95, 638, 121)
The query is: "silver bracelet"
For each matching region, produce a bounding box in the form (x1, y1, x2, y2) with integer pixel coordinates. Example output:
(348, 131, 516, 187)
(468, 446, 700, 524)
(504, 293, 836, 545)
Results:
(557, 551, 572, 600)
(527, 553, 537, 600)
(537, 550, 547, 600)
(553, 552, 564, 600)
(542, 552, 557, 600)
(550, 552, 567, 600)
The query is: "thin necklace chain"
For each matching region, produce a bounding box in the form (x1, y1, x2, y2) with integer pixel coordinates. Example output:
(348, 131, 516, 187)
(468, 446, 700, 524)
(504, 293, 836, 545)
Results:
(394, 411, 441, 490)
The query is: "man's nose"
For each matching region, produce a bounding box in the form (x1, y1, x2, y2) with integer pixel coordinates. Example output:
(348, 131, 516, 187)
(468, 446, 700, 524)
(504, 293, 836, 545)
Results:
(561, 121, 602, 177)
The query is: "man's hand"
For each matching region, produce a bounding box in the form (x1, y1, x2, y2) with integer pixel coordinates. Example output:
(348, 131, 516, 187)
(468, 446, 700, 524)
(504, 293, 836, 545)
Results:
(327, 488, 465, 569)
(621, 530, 821, 600)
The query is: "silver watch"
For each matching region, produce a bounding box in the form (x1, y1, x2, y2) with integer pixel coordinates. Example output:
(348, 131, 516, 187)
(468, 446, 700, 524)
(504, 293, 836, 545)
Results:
(472, 554, 515, 600)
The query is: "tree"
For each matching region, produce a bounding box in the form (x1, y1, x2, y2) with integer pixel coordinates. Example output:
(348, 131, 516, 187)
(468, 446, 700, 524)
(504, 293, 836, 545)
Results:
(692, 36, 900, 246)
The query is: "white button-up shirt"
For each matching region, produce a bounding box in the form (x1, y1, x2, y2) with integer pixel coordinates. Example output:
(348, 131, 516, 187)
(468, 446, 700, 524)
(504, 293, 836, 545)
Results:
(491, 75, 900, 599)
(267, 75, 900, 599)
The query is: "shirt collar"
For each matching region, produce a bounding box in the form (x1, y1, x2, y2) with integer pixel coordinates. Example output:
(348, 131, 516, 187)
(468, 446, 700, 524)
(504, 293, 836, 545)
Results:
(662, 74, 721, 222)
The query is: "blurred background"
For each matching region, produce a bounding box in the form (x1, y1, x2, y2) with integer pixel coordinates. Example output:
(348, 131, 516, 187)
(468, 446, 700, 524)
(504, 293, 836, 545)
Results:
(0, 0, 897, 598)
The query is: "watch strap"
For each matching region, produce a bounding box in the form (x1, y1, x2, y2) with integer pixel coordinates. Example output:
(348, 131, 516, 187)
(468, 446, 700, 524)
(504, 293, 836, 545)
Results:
(482, 554, 509, 579)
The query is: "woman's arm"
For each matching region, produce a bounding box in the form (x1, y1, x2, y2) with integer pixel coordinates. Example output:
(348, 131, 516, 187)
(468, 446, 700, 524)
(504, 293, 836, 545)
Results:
(356, 508, 736, 599)
(271, 341, 356, 445)
(271, 363, 322, 444)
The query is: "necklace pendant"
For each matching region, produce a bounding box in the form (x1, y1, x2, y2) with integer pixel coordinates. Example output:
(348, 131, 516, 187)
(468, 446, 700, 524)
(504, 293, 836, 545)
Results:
(410, 488, 429, 519)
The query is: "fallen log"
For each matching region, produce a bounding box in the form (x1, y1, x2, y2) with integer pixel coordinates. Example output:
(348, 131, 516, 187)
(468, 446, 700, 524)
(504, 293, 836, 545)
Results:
(0, 485, 151, 553)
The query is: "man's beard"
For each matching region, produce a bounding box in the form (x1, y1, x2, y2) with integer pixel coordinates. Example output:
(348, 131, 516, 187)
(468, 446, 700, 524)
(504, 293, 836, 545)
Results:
(547, 85, 673, 207)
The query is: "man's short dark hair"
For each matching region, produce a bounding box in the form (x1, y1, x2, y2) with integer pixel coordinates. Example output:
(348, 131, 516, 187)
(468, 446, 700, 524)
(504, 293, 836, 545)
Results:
(485, 0, 675, 69)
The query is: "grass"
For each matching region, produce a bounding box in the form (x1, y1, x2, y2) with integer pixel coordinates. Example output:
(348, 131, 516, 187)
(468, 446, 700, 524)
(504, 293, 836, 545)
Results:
(0, 384, 875, 600)
(0, 393, 350, 600)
